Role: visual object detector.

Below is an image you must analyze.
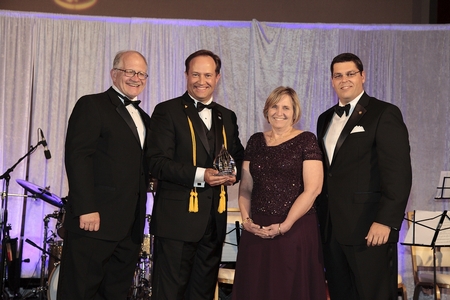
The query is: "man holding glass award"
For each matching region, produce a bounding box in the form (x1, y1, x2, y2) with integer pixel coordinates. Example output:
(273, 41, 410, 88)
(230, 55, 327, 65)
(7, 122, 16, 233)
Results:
(148, 49, 244, 300)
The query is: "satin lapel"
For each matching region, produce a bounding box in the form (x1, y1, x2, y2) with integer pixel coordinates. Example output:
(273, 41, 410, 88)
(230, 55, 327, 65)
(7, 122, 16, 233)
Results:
(182, 97, 211, 155)
(136, 106, 150, 149)
(332, 102, 367, 162)
(107, 88, 141, 146)
(320, 111, 334, 168)
(212, 108, 224, 158)
(136, 106, 150, 129)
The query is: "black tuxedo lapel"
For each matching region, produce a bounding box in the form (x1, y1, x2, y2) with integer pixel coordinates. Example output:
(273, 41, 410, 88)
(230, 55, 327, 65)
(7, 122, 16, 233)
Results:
(320, 111, 334, 167)
(182, 96, 211, 156)
(137, 106, 150, 149)
(333, 95, 368, 162)
(212, 108, 224, 158)
(107, 88, 142, 147)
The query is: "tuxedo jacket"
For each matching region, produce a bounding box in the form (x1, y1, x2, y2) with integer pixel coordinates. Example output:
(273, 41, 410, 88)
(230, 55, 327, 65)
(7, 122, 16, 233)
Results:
(148, 92, 244, 243)
(64, 87, 150, 242)
(316, 92, 412, 245)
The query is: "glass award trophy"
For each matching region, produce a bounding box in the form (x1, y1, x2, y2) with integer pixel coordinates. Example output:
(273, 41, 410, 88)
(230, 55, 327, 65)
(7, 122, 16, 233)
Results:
(213, 145, 235, 175)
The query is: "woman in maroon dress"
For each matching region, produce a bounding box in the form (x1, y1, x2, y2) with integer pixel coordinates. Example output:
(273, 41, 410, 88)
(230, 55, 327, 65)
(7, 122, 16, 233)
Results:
(232, 86, 327, 300)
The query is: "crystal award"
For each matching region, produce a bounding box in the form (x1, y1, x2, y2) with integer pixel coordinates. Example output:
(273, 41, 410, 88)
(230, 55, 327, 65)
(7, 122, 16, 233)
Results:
(213, 145, 235, 175)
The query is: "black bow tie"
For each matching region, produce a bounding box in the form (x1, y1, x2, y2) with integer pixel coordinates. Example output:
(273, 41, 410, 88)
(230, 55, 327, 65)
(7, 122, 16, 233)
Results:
(197, 102, 216, 112)
(334, 104, 350, 117)
(123, 98, 141, 108)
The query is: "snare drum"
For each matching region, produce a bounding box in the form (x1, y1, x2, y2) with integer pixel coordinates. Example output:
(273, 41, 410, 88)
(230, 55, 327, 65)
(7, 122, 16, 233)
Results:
(48, 240, 63, 276)
(47, 264, 60, 300)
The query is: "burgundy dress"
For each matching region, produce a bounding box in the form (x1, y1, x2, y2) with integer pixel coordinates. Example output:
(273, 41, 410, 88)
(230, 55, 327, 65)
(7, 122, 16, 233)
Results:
(232, 132, 327, 300)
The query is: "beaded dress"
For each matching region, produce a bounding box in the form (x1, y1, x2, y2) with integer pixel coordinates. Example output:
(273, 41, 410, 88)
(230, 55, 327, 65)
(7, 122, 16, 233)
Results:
(231, 132, 327, 300)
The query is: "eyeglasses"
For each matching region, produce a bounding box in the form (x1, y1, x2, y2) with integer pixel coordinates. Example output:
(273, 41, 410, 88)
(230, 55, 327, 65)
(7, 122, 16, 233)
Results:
(114, 68, 148, 80)
(332, 71, 361, 80)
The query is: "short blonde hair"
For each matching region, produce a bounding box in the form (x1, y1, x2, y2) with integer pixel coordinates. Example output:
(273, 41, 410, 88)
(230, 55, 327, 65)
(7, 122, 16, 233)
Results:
(263, 86, 302, 125)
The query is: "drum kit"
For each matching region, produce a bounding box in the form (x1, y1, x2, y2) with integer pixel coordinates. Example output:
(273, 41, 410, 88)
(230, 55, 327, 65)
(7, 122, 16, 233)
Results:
(14, 179, 154, 300)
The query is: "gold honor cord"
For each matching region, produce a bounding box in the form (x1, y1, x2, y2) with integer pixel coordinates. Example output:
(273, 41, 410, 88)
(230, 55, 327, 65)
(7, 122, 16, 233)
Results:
(187, 117, 227, 213)
(218, 127, 227, 213)
(187, 117, 199, 212)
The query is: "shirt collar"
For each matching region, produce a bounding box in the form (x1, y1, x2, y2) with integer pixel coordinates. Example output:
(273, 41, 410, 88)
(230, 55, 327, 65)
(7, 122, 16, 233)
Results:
(338, 90, 364, 116)
(112, 85, 137, 103)
(187, 93, 213, 106)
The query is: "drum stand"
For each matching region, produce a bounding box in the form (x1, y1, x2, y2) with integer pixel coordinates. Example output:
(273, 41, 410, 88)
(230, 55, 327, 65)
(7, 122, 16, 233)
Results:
(23, 212, 59, 300)
(128, 215, 153, 300)
(128, 253, 152, 300)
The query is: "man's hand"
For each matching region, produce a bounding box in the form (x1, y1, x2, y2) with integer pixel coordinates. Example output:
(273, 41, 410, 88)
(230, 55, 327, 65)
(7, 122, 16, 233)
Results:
(365, 222, 391, 246)
(79, 212, 100, 231)
(204, 168, 236, 186)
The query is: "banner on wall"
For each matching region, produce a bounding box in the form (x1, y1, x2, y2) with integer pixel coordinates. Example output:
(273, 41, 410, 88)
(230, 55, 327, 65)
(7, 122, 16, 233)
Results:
(53, 0, 98, 10)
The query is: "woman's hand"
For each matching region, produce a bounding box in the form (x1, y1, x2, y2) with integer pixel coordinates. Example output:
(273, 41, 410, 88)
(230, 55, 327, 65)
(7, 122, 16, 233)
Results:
(243, 220, 288, 239)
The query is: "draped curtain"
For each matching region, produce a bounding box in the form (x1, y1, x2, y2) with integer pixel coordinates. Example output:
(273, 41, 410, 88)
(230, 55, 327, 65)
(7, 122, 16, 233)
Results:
(1, 10, 450, 297)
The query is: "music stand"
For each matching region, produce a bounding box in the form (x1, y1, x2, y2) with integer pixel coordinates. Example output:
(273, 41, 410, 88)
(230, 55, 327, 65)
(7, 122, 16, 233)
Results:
(435, 171, 450, 200)
(402, 210, 450, 299)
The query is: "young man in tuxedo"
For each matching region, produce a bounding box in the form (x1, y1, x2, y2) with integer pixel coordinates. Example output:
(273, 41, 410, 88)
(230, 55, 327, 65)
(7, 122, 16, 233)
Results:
(59, 50, 151, 299)
(316, 52, 412, 300)
(148, 49, 244, 300)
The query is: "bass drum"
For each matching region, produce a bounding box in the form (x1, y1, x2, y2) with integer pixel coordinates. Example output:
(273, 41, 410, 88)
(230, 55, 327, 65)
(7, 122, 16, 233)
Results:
(47, 263, 60, 300)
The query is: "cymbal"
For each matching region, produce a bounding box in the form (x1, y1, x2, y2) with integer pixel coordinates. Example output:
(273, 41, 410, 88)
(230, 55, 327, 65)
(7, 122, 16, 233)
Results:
(16, 179, 63, 208)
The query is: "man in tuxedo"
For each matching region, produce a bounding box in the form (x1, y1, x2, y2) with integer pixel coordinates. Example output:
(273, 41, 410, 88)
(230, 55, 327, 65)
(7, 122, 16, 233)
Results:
(148, 49, 244, 300)
(316, 53, 412, 300)
(58, 50, 151, 299)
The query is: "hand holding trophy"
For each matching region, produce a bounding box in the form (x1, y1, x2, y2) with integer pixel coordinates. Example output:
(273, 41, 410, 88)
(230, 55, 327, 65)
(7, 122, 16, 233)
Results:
(213, 145, 236, 176)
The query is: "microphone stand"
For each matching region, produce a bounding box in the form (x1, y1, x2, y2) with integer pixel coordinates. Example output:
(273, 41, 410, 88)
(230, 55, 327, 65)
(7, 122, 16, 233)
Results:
(0, 141, 43, 296)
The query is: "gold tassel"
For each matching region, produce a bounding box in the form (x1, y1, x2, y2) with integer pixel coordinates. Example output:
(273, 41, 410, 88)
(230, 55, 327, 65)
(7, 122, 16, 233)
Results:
(189, 188, 199, 212)
(217, 126, 227, 213)
(187, 116, 199, 213)
(218, 185, 226, 213)
(187, 115, 229, 214)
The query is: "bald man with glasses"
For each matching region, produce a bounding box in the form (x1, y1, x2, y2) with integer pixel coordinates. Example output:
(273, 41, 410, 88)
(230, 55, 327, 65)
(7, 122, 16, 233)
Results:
(58, 50, 151, 300)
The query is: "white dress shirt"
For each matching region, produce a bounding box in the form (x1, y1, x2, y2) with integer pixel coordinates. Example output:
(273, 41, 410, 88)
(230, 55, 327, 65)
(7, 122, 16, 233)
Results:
(113, 86, 145, 149)
(188, 94, 215, 188)
(324, 91, 364, 164)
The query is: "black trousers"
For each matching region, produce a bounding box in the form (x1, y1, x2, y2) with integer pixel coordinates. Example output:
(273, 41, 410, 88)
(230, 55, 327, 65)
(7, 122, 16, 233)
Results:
(323, 232, 398, 300)
(57, 231, 141, 300)
(151, 215, 223, 300)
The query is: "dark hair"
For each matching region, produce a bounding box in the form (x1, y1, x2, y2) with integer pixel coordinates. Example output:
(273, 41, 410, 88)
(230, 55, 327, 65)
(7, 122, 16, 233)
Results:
(330, 53, 364, 75)
(185, 49, 221, 75)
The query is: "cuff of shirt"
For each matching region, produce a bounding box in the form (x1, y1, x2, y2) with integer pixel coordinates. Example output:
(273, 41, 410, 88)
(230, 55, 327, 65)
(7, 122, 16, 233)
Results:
(194, 167, 206, 188)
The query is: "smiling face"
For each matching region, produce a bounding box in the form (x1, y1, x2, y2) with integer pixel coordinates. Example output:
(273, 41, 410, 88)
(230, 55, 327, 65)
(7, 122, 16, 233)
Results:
(267, 94, 296, 130)
(185, 55, 221, 103)
(111, 51, 148, 99)
(331, 61, 365, 104)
